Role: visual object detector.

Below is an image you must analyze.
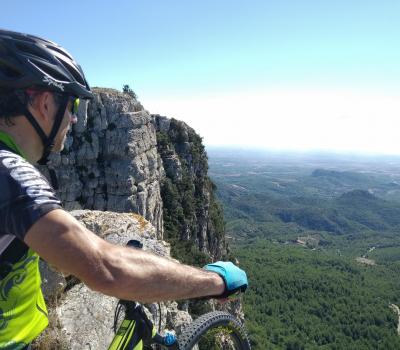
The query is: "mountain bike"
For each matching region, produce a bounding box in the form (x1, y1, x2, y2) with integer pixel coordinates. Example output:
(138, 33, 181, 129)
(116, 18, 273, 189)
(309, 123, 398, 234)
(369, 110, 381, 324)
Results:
(107, 240, 251, 350)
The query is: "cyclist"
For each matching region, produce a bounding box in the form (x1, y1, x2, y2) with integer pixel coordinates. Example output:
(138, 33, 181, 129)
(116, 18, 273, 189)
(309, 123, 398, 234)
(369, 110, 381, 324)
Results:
(0, 29, 248, 349)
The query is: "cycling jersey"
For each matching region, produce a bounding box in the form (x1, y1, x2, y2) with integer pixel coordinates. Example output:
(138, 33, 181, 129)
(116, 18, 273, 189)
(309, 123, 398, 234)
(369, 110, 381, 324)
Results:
(0, 130, 62, 348)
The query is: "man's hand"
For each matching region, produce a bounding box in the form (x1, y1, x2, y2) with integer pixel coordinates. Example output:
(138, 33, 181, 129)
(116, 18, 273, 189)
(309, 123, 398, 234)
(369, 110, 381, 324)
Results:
(204, 261, 248, 299)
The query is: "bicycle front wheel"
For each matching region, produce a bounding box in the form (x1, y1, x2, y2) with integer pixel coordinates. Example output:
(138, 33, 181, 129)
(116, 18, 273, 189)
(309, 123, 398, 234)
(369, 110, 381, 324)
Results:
(178, 311, 251, 350)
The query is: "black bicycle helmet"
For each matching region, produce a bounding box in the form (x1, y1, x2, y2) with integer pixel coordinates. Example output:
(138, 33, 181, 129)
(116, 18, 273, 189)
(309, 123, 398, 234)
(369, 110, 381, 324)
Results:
(0, 29, 92, 98)
(0, 29, 93, 169)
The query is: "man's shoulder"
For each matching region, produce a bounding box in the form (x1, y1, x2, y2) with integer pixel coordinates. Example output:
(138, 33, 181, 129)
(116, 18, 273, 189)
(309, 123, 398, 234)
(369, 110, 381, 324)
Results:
(0, 146, 60, 206)
(0, 147, 44, 184)
(0, 145, 62, 241)
(0, 144, 27, 166)
(0, 147, 31, 170)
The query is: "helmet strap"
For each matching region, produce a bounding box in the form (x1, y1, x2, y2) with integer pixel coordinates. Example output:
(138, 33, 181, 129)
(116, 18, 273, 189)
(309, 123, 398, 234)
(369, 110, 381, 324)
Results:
(22, 95, 69, 189)
(37, 95, 69, 165)
(22, 107, 48, 146)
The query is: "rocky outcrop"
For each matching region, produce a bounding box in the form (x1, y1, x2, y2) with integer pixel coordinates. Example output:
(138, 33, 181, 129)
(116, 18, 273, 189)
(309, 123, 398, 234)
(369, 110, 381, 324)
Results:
(42, 88, 164, 237)
(154, 115, 227, 261)
(36, 210, 192, 349)
(43, 88, 227, 260)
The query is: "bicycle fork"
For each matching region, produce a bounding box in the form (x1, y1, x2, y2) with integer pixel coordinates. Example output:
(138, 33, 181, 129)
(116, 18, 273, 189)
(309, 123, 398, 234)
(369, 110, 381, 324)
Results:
(108, 301, 178, 350)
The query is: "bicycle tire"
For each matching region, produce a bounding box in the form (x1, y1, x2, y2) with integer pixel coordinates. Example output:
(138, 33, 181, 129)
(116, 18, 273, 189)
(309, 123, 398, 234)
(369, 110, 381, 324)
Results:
(178, 311, 251, 350)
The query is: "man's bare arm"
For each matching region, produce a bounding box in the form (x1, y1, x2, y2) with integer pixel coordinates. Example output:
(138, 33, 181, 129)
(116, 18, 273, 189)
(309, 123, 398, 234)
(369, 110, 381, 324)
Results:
(24, 209, 225, 302)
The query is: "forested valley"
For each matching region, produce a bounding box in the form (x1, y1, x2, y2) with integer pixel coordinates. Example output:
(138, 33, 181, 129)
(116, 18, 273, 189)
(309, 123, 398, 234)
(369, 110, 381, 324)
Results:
(208, 149, 400, 349)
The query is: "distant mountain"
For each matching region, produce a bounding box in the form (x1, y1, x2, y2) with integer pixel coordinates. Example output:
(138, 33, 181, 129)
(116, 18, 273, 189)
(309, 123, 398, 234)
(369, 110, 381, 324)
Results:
(312, 169, 374, 184)
(338, 189, 377, 202)
(275, 189, 400, 234)
(334, 189, 400, 231)
(276, 207, 348, 234)
(210, 153, 400, 248)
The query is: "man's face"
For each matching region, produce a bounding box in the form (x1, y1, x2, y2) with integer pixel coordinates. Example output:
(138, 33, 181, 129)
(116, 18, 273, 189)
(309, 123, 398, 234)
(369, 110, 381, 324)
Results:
(26, 90, 79, 158)
(52, 97, 77, 152)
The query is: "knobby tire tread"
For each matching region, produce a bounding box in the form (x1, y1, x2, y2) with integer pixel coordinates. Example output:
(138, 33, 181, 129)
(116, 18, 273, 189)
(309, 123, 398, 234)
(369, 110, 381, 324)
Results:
(178, 311, 251, 350)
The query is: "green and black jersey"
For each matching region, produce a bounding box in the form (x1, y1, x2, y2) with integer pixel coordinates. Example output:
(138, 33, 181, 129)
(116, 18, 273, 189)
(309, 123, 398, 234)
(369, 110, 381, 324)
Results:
(0, 131, 61, 348)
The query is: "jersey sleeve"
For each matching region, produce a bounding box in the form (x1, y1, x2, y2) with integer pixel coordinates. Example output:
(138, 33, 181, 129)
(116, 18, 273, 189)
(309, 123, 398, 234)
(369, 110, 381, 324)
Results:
(0, 150, 62, 241)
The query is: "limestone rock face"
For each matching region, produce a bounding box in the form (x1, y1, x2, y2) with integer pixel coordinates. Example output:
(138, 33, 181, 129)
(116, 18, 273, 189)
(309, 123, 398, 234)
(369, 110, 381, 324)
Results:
(37, 210, 192, 350)
(42, 89, 164, 237)
(154, 115, 227, 260)
(41, 88, 226, 258)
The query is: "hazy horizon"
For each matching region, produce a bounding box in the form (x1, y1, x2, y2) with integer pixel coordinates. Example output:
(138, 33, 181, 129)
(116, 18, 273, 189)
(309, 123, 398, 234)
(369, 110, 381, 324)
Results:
(205, 145, 400, 160)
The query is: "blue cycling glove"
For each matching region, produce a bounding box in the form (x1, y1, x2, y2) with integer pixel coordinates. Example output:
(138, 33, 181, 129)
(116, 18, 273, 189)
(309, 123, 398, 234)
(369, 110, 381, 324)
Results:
(204, 261, 248, 299)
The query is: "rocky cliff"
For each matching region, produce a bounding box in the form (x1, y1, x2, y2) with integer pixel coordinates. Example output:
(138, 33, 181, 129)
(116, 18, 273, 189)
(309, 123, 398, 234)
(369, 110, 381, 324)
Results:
(154, 115, 227, 262)
(44, 88, 227, 260)
(43, 88, 164, 235)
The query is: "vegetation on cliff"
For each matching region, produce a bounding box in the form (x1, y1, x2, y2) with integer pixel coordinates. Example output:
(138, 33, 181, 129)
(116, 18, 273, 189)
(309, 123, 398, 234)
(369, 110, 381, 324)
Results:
(156, 118, 227, 266)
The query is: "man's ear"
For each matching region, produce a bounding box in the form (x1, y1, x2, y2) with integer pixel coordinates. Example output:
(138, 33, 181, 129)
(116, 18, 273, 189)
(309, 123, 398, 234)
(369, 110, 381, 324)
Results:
(29, 91, 55, 124)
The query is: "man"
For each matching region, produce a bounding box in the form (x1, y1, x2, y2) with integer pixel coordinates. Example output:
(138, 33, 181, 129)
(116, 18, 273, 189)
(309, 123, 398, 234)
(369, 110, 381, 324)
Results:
(0, 29, 248, 349)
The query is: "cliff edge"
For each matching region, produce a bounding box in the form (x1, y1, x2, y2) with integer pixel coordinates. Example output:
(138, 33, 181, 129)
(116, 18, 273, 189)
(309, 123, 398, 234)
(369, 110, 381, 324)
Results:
(43, 88, 227, 261)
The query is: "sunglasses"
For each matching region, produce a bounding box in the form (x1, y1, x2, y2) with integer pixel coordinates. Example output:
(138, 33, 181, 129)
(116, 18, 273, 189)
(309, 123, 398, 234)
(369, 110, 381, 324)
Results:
(54, 93, 80, 115)
(69, 96, 80, 116)
(26, 89, 80, 116)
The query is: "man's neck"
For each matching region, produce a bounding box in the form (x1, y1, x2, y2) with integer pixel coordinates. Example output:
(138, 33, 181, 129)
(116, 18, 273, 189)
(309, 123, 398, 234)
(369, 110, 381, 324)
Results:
(0, 116, 43, 163)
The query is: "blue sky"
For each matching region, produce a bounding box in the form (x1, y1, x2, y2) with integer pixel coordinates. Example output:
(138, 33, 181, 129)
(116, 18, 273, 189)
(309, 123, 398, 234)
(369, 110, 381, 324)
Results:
(2, 1, 400, 154)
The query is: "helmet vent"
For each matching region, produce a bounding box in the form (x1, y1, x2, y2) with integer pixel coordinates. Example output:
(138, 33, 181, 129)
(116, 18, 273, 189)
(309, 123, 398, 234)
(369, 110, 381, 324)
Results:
(15, 41, 50, 62)
(7, 32, 37, 44)
(0, 62, 22, 78)
(30, 59, 67, 82)
(46, 44, 73, 61)
(29, 34, 53, 45)
(57, 55, 86, 86)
